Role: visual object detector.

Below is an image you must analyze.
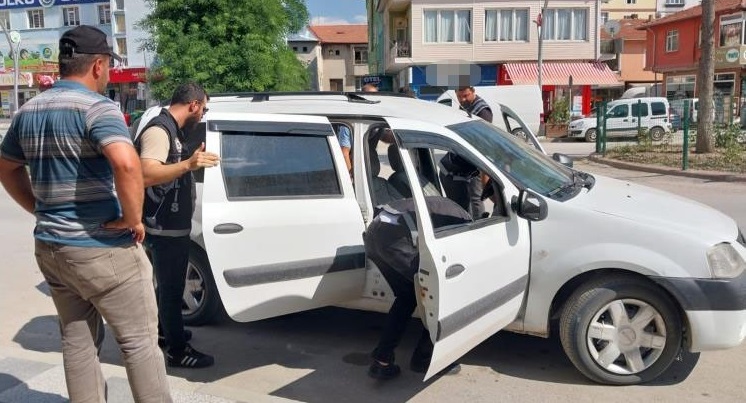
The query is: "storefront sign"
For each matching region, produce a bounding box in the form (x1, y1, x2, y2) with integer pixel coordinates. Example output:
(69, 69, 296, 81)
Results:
(0, 0, 107, 10)
(109, 67, 148, 84)
(715, 45, 746, 67)
(0, 72, 33, 86)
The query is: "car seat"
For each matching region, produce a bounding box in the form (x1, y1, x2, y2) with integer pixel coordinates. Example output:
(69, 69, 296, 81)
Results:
(387, 144, 441, 198)
(367, 127, 403, 206)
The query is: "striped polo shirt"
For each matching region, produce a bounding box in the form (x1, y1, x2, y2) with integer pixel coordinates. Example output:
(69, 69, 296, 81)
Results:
(0, 80, 133, 247)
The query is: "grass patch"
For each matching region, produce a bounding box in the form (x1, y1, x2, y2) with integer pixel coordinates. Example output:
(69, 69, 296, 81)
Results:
(605, 144, 746, 173)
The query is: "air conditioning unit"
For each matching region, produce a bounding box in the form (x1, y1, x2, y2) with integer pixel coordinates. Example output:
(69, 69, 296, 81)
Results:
(393, 17, 408, 28)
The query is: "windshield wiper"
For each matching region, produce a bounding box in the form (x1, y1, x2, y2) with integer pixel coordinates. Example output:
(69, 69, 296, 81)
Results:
(548, 171, 585, 197)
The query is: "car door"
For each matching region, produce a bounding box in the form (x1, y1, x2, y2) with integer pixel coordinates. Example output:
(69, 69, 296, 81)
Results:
(201, 113, 367, 322)
(383, 117, 531, 380)
(604, 103, 633, 137)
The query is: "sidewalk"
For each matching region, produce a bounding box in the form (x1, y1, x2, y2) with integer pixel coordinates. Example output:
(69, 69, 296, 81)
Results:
(0, 345, 296, 403)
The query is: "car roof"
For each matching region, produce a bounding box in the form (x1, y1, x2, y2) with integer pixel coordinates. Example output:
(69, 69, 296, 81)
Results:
(203, 92, 477, 126)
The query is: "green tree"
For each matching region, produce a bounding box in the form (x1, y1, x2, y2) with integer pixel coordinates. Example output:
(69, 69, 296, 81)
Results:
(140, 0, 310, 100)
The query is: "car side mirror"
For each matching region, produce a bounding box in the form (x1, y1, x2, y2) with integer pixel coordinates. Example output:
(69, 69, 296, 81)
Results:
(552, 153, 573, 168)
(511, 189, 548, 222)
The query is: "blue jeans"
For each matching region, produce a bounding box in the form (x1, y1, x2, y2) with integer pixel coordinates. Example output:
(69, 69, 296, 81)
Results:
(145, 234, 190, 353)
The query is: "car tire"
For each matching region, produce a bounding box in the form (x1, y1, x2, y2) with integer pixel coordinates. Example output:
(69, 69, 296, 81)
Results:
(182, 245, 226, 326)
(559, 275, 683, 385)
(584, 128, 597, 142)
(649, 127, 664, 141)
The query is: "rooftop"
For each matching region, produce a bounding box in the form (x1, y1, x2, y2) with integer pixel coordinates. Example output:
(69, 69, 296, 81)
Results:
(309, 25, 368, 44)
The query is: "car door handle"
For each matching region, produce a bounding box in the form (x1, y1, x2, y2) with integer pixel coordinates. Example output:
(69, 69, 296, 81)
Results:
(445, 264, 466, 279)
(214, 223, 243, 234)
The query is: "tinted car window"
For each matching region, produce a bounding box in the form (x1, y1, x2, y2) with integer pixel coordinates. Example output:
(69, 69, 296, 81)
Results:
(630, 102, 649, 117)
(221, 132, 341, 198)
(651, 102, 667, 116)
(608, 104, 628, 118)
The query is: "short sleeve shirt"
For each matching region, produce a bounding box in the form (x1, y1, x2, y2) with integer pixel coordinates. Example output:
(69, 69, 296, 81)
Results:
(0, 80, 133, 247)
(337, 125, 351, 148)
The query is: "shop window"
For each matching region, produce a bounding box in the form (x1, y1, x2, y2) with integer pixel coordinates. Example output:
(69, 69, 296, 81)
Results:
(27, 9, 44, 29)
(98, 4, 111, 25)
(666, 75, 695, 99)
(63, 7, 80, 27)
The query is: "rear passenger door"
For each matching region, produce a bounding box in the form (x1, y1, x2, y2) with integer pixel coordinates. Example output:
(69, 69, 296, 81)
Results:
(201, 113, 367, 322)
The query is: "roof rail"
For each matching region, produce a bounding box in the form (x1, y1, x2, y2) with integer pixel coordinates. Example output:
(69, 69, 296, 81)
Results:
(207, 91, 412, 104)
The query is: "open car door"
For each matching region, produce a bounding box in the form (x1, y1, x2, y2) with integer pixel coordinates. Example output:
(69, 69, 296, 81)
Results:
(383, 117, 532, 380)
(201, 112, 366, 322)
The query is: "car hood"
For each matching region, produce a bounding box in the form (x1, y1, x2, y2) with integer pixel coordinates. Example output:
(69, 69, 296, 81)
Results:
(570, 175, 737, 243)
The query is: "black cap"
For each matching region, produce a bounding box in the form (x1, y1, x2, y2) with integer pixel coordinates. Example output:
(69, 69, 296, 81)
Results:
(59, 25, 121, 62)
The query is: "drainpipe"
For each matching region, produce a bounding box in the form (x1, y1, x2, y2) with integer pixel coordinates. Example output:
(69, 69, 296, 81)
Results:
(594, 0, 599, 60)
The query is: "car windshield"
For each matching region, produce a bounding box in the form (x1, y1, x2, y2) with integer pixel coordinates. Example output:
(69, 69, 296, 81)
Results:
(447, 120, 576, 198)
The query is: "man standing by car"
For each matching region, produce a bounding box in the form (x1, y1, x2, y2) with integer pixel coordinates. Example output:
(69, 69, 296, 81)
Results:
(135, 82, 219, 368)
(439, 86, 493, 219)
(0, 25, 171, 401)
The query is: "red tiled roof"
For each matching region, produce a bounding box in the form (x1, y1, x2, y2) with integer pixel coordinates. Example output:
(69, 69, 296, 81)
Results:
(638, 0, 743, 28)
(308, 25, 368, 44)
(600, 19, 648, 41)
(505, 62, 621, 86)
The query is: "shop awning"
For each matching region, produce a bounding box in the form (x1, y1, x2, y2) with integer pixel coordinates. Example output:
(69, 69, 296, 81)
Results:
(504, 62, 622, 87)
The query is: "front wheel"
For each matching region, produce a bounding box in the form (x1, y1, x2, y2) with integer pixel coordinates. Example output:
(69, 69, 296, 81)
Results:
(584, 128, 597, 142)
(559, 275, 683, 385)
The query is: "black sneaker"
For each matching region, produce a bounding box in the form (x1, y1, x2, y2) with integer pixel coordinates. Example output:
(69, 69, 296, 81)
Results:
(368, 360, 401, 380)
(158, 329, 193, 348)
(166, 344, 214, 368)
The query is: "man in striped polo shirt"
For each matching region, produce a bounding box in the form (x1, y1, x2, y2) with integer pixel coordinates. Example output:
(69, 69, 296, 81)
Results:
(0, 26, 171, 402)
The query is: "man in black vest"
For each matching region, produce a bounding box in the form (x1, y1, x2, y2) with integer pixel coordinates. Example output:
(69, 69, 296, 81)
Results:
(134, 82, 219, 368)
(439, 86, 493, 219)
(365, 196, 471, 380)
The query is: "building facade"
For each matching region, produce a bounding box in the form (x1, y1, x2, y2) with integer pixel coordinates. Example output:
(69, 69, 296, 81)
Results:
(655, 0, 700, 18)
(308, 25, 370, 92)
(641, 0, 745, 124)
(368, 0, 621, 117)
(601, 0, 657, 22)
(0, 0, 153, 116)
(600, 17, 658, 97)
(288, 26, 322, 91)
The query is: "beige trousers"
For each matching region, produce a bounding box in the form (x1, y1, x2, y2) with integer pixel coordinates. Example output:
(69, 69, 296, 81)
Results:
(34, 240, 172, 403)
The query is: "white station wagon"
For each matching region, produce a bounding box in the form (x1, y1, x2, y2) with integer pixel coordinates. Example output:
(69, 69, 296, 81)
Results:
(135, 92, 746, 385)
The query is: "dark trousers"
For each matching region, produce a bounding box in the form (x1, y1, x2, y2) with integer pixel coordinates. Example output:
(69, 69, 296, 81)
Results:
(145, 234, 190, 353)
(439, 172, 484, 219)
(365, 220, 433, 365)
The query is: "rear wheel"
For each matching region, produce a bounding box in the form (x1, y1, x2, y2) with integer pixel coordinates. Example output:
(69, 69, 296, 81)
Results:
(182, 245, 226, 326)
(649, 127, 664, 141)
(584, 128, 597, 142)
(559, 275, 683, 385)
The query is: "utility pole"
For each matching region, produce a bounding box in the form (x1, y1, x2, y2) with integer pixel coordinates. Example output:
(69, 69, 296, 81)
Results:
(536, 0, 550, 91)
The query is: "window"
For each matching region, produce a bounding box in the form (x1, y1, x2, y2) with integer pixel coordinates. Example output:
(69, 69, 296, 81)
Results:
(485, 9, 528, 42)
(354, 46, 368, 64)
(665, 0, 685, 5)
(424, 9, 471, 43)
(666, 29, 679, 52)
(221, 132, 340, 198)
(666, 75, 695, 99)
(626, 0, 637, 4)
(0, 11, 9, 30)
(302, 46, 308, 52)
(607, 104, 629, 118)
(114, 14, 126, 33)
(650, 102, 667, 116)
(354, 76, 363, 91)
(63, 7, 80, 27)
(542, 9, 588, 41)
(720, 13, 744, 47)
(630, 102, 649, 117)
(292, 46, 298, 52)
(116, 38, 127, 57)
(98, 4, 111, 24)
(115, 0, 124, 10)
(601, 12, 609, 24)
(335, 49, 340, 56)
(27, 9, 44, 29)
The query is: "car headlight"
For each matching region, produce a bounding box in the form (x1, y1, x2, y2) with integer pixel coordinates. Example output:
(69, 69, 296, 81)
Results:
(707, 243, 746, 278)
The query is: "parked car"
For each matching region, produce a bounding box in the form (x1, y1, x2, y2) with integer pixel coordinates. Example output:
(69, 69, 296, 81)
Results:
(568, 97, 674, 142)
(136, 92, 746, 385)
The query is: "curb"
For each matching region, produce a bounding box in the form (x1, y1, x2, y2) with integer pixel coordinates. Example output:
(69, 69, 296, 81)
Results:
(587, 153, 746, 182)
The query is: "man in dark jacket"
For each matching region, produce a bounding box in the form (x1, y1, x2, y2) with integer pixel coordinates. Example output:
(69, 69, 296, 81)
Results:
(439, 86, 493, 219)
(365, 196, 472, 380)
(134, 82, 219, 368)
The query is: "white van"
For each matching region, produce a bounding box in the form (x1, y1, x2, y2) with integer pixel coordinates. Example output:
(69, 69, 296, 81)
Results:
(436, 85, 543, 137)
(568, 97, 673, 142)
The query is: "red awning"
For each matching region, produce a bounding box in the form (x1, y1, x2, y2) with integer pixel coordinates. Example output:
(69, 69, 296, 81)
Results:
(109, 67, 148, 84)
(504, 62, 621, 87)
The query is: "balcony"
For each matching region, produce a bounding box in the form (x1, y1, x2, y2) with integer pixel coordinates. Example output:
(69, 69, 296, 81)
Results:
(385, 41, 412, 73)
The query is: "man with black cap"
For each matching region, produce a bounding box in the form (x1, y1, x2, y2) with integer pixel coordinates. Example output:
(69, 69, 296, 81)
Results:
(0, 25, 172, 402)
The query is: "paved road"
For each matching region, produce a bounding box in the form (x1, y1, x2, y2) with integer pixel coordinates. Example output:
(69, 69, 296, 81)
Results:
(2, 149, 746, 402)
